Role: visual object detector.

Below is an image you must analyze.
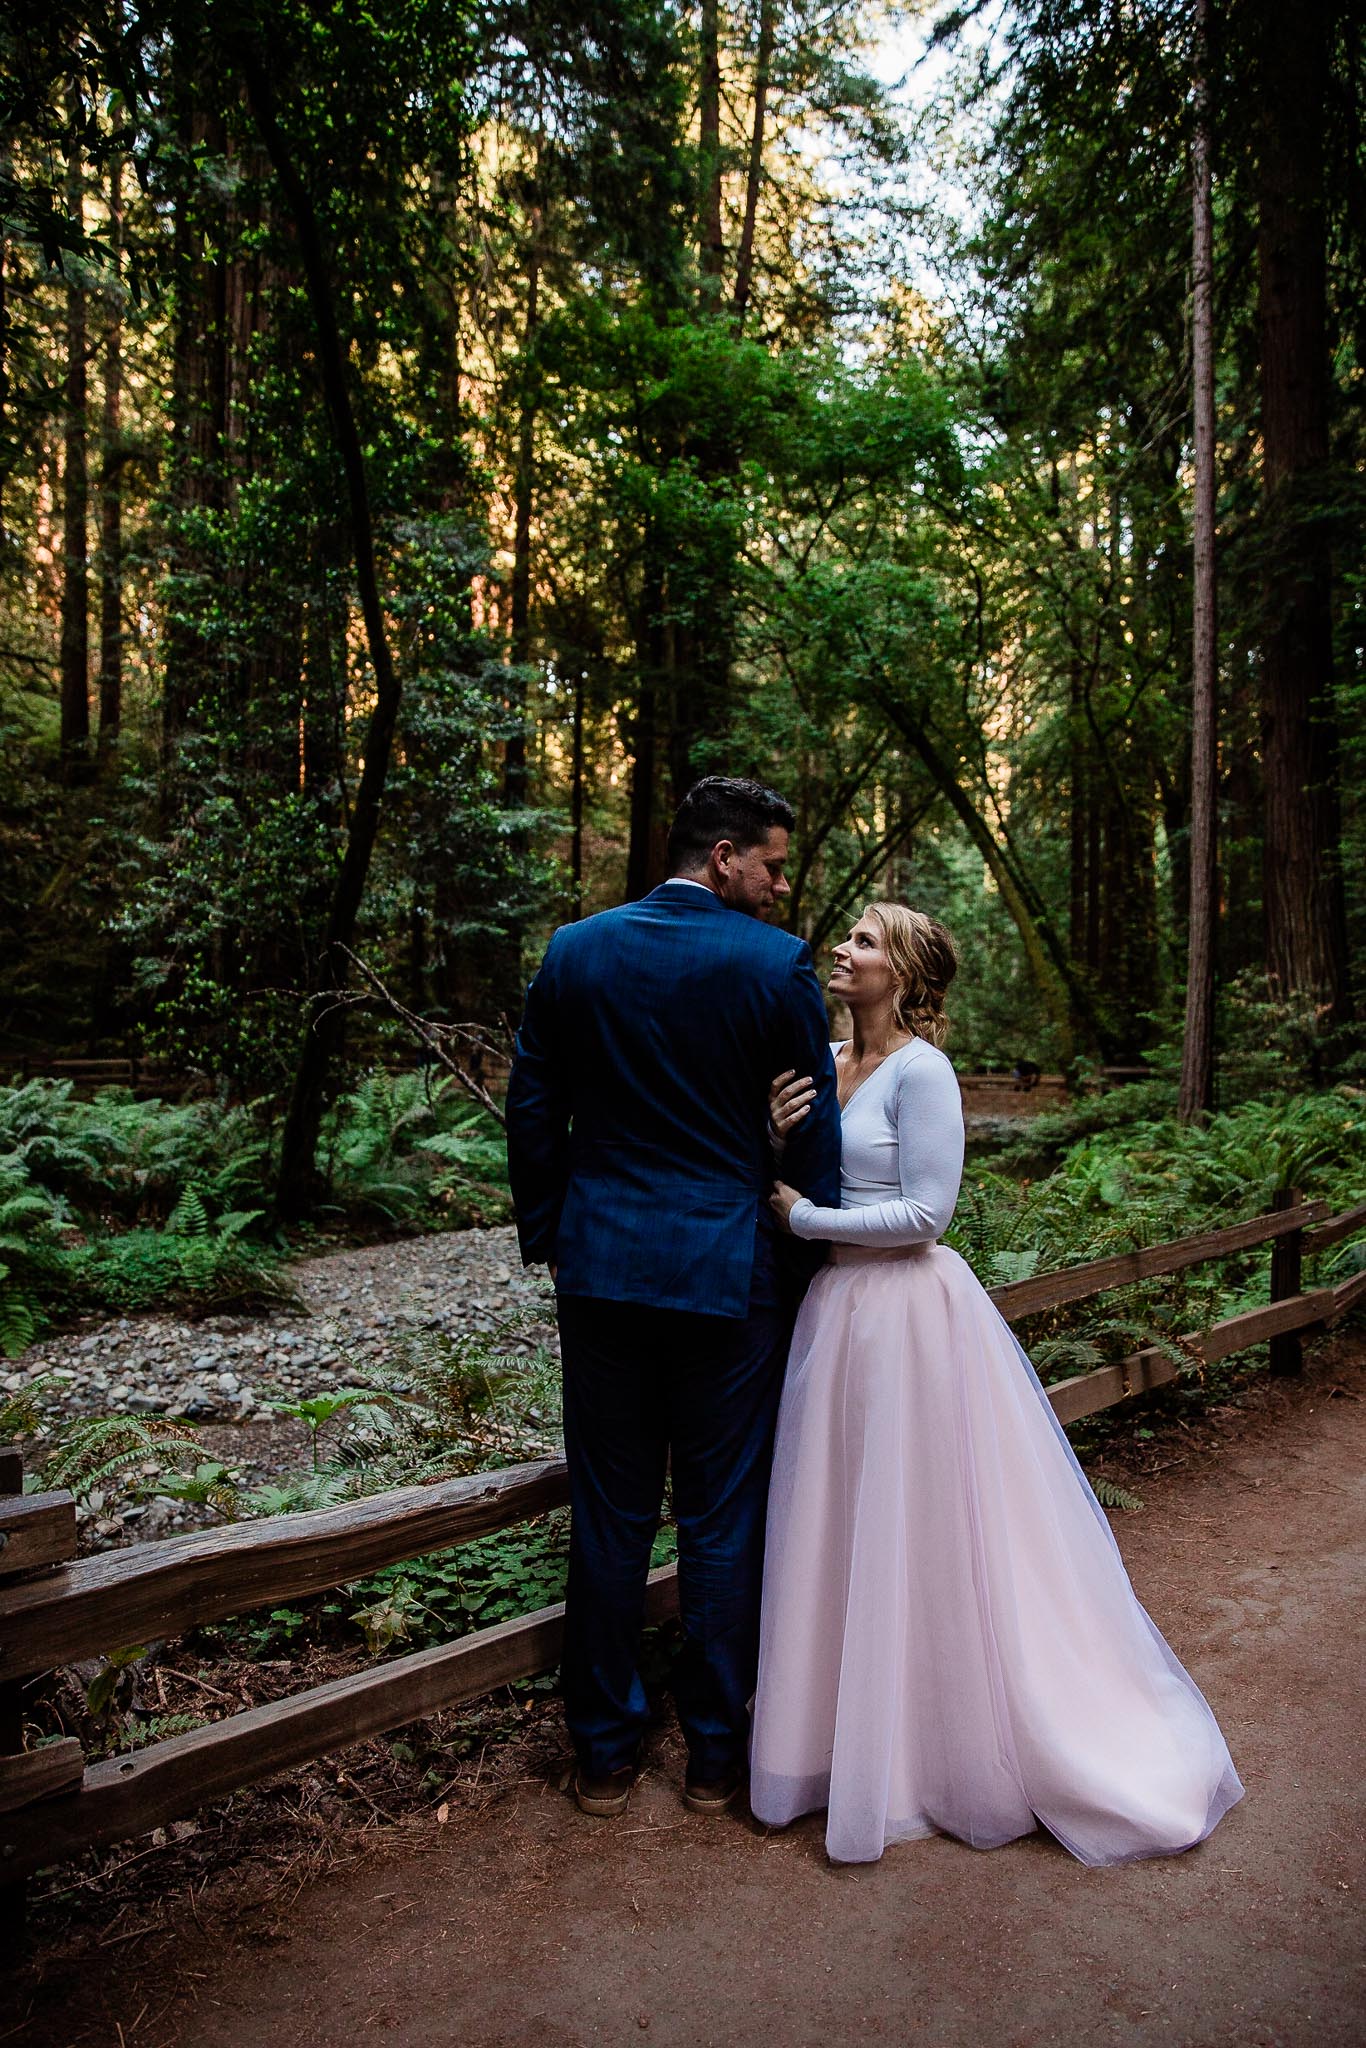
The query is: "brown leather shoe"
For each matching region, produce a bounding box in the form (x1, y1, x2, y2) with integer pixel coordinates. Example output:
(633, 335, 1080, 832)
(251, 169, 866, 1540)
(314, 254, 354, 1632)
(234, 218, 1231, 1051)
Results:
(573, 1764, 634, 1817)
(682, 1765, 746, 1815)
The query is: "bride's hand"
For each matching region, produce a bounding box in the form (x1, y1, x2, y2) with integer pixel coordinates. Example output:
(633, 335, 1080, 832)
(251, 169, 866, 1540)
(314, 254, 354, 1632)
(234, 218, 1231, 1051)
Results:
(769, 1180, 803, 1232)
(769, 1070, 816, 1140)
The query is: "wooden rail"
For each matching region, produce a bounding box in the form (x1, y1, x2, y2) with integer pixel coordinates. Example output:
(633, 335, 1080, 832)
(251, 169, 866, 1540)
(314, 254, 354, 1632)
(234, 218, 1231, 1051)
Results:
(0, 1460, 569, 1683)
(987, 1201, 1326, 1322)
(0, 1189, 1362, 1890)
(0, 1570, 680, 1876)
(1, 1056, 196, 1101)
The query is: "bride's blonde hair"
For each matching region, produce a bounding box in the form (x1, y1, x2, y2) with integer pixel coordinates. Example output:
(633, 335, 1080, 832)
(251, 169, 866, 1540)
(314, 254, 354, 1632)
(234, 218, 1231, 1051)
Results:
(863, 903, 958, 1048)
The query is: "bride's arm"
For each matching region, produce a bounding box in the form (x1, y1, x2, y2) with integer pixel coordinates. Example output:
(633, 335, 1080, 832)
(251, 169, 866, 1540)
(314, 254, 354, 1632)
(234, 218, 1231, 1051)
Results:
(784, 1048, 964, 1246)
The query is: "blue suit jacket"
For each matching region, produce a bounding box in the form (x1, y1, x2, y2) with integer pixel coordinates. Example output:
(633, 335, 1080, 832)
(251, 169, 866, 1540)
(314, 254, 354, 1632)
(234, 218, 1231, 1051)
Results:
(505, 883, 842, 1318)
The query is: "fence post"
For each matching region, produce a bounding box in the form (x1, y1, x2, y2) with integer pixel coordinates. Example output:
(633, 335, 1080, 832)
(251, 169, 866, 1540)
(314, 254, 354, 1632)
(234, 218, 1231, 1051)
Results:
(1269, 1186, 1304, 1377)
(0, 1442, 27, 1956)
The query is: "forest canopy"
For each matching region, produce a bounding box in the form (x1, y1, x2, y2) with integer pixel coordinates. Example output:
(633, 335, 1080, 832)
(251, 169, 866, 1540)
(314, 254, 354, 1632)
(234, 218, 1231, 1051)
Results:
(3, 0, 1362, 1210)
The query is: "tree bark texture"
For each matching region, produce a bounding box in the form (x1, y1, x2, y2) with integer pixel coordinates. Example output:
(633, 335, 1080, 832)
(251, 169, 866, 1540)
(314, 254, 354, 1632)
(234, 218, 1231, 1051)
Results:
(97, 153, 124, 755)
(698, 0, 724, 292)
(732, 0, 774, 323)
(59, 121, 90, 773)
(162, 102, 228, 756)
(1255, 0, 1349, 1023)
(1179, 0, 1218, 1124)
(570, 667, 585, 920)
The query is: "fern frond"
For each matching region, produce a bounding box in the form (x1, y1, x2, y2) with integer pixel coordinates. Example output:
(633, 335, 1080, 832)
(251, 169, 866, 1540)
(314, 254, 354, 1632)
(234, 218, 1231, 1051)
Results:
(40, 1413, 205, 1497)
(1091, 1478, 1144, 1512)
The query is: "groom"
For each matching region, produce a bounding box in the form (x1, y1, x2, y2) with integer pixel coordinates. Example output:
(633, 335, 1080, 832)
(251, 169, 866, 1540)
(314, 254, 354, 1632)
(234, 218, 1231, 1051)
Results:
(506, 776, 841, 1816)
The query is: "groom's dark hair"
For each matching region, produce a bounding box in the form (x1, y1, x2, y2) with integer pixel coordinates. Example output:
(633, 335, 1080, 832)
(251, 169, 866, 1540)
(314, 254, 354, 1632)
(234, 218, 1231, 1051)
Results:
(667, 776, 796, 873)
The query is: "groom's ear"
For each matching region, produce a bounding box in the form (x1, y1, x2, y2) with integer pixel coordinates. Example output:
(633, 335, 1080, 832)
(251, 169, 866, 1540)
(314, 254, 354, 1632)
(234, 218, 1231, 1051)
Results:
(710, 838, 737, 873)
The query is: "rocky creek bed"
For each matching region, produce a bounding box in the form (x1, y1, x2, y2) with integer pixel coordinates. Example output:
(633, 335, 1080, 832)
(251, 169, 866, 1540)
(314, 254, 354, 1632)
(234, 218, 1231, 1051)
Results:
(6, 1226, 558, 1546)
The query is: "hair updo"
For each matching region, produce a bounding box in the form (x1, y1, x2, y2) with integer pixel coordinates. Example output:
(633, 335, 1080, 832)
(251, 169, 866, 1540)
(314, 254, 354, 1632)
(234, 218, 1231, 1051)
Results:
(863, 903, 958, 1048)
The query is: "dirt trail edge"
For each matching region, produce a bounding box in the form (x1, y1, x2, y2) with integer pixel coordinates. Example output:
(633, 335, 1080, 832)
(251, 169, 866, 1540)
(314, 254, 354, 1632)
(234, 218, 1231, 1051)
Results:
(18, 1357, 1366, 2048)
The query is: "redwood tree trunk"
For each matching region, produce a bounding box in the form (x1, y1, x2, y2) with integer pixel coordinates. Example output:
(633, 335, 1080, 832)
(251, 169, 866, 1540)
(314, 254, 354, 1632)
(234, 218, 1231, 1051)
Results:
(504, 210, 540, 824)
(97, 154, 124, 756)
(732, 0, 774, 323)
(1180, 0, 1219, 1122)
(625, 534, 665, 899)
(162, 102, 228, 760)
(59, 121, 90, 775)
(1256, 0, 1349, 1023)
(698, 0, 724, 294)
(570, 666, 585, 920)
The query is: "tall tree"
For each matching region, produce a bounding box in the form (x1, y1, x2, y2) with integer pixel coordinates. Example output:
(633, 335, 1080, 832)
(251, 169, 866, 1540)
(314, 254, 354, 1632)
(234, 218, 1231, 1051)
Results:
(161, 94, 227, 757)
(1179, 0, 1218, 1122)
(58, 111, 89, 773)
(97, 149, 124, 755)
(732, 0, 774, 325)
(1255, 0, 1350, 1025)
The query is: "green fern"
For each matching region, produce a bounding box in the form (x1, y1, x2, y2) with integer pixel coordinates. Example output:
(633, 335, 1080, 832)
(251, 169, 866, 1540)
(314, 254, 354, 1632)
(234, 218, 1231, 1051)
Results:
(166, 1185, 210, 1238)
(1030, 1335, 1102, 1375)
(988, 1247, 1042, 1287)
(0, 1373, 54, 1439)
(155, 1459, 242, 1518)
(245, 1469, 360, 1516)
(1091, 1478, 1144, 1512)
(40, 1413, 206, 1499)
(0, 1164, 67, 1355)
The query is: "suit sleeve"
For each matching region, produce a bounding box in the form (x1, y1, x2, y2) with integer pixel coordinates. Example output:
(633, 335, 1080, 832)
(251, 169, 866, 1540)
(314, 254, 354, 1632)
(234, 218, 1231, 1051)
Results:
(777, 943, 842, 1210)
(505, 936, 570, 1267)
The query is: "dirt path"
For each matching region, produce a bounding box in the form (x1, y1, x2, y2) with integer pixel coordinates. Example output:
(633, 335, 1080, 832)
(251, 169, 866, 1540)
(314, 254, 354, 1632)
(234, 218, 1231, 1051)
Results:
(16, 1352, 1366, 2047)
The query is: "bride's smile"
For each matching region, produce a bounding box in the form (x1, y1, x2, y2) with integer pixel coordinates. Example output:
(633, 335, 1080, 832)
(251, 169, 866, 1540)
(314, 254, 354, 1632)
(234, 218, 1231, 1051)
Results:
(828, 916, 897, 1011)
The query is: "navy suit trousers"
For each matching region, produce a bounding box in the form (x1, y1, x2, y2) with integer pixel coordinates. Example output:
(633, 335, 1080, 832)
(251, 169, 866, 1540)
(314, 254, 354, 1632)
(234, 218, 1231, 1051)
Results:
(556, 1243, 790, 1780)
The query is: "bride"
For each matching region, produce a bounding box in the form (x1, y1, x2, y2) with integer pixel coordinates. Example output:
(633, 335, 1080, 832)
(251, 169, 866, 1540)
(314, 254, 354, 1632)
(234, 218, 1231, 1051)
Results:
(750, 903, 1243, 1866)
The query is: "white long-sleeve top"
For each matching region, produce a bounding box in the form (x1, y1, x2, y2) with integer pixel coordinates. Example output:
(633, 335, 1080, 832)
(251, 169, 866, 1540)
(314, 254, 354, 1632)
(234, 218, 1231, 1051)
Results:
(788, 1036, 965, 1247)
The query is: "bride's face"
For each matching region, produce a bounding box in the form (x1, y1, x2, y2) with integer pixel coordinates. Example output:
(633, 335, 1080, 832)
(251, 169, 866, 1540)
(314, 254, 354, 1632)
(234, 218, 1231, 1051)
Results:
(829, 916, 896, 1011)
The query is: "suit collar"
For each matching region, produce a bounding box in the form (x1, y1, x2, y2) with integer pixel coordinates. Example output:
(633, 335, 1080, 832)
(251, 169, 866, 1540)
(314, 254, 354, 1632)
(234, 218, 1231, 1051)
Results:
(643, 881, 729, 912)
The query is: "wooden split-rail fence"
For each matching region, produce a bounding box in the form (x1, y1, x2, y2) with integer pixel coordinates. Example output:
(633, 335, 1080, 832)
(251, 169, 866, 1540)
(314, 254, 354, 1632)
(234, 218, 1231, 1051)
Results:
(1, 1190, 1364, 1905)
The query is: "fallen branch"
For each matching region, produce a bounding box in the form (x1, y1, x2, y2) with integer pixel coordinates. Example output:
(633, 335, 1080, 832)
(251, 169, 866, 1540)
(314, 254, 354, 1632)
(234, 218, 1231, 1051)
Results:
(334, 948, 510, 1127)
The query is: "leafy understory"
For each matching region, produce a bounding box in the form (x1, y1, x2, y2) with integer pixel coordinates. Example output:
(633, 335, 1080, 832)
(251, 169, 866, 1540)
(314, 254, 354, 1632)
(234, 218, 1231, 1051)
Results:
(0, 1074, 510, 1350)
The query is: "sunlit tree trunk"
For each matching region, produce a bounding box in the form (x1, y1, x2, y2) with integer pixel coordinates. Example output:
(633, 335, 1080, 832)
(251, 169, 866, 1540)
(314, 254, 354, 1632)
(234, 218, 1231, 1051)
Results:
(162, 101, 228, 761)
(1180, 0, 1218, 1122)
(0, 139, 13, 547)
(698, 0, 724, 295)
(732, 0, 774, 324)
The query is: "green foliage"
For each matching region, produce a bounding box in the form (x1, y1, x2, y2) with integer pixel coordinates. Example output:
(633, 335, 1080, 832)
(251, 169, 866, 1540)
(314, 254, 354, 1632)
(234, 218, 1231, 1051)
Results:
(61, 1211, 289, 1317)
(265, 1388, 388, 1471)
(38, 1412, 207, 1501)
(956, 1087, 1366, 1387)
(0, 1078, 273, 1219)
(0, 1073, 510, 1335)
(346, 1515, 573, 1653)
(327, 1309, 562, 1486)
(344, 1515, 674, 1657)
(0, 1159, 67, 1355)
(1090, 1479, 1144, 1513)
(320, 1071, 508, 1226)
(155, 1459, 243, 1518)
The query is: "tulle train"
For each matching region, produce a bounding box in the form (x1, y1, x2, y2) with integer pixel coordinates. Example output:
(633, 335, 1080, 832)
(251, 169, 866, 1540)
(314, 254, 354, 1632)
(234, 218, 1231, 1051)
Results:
(749, 1243, 1244, 1866)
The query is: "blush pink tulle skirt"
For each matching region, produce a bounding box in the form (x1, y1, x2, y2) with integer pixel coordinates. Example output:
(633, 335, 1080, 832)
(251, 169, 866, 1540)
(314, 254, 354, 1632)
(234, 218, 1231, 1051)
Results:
(749, 1242, 1244, 1866)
